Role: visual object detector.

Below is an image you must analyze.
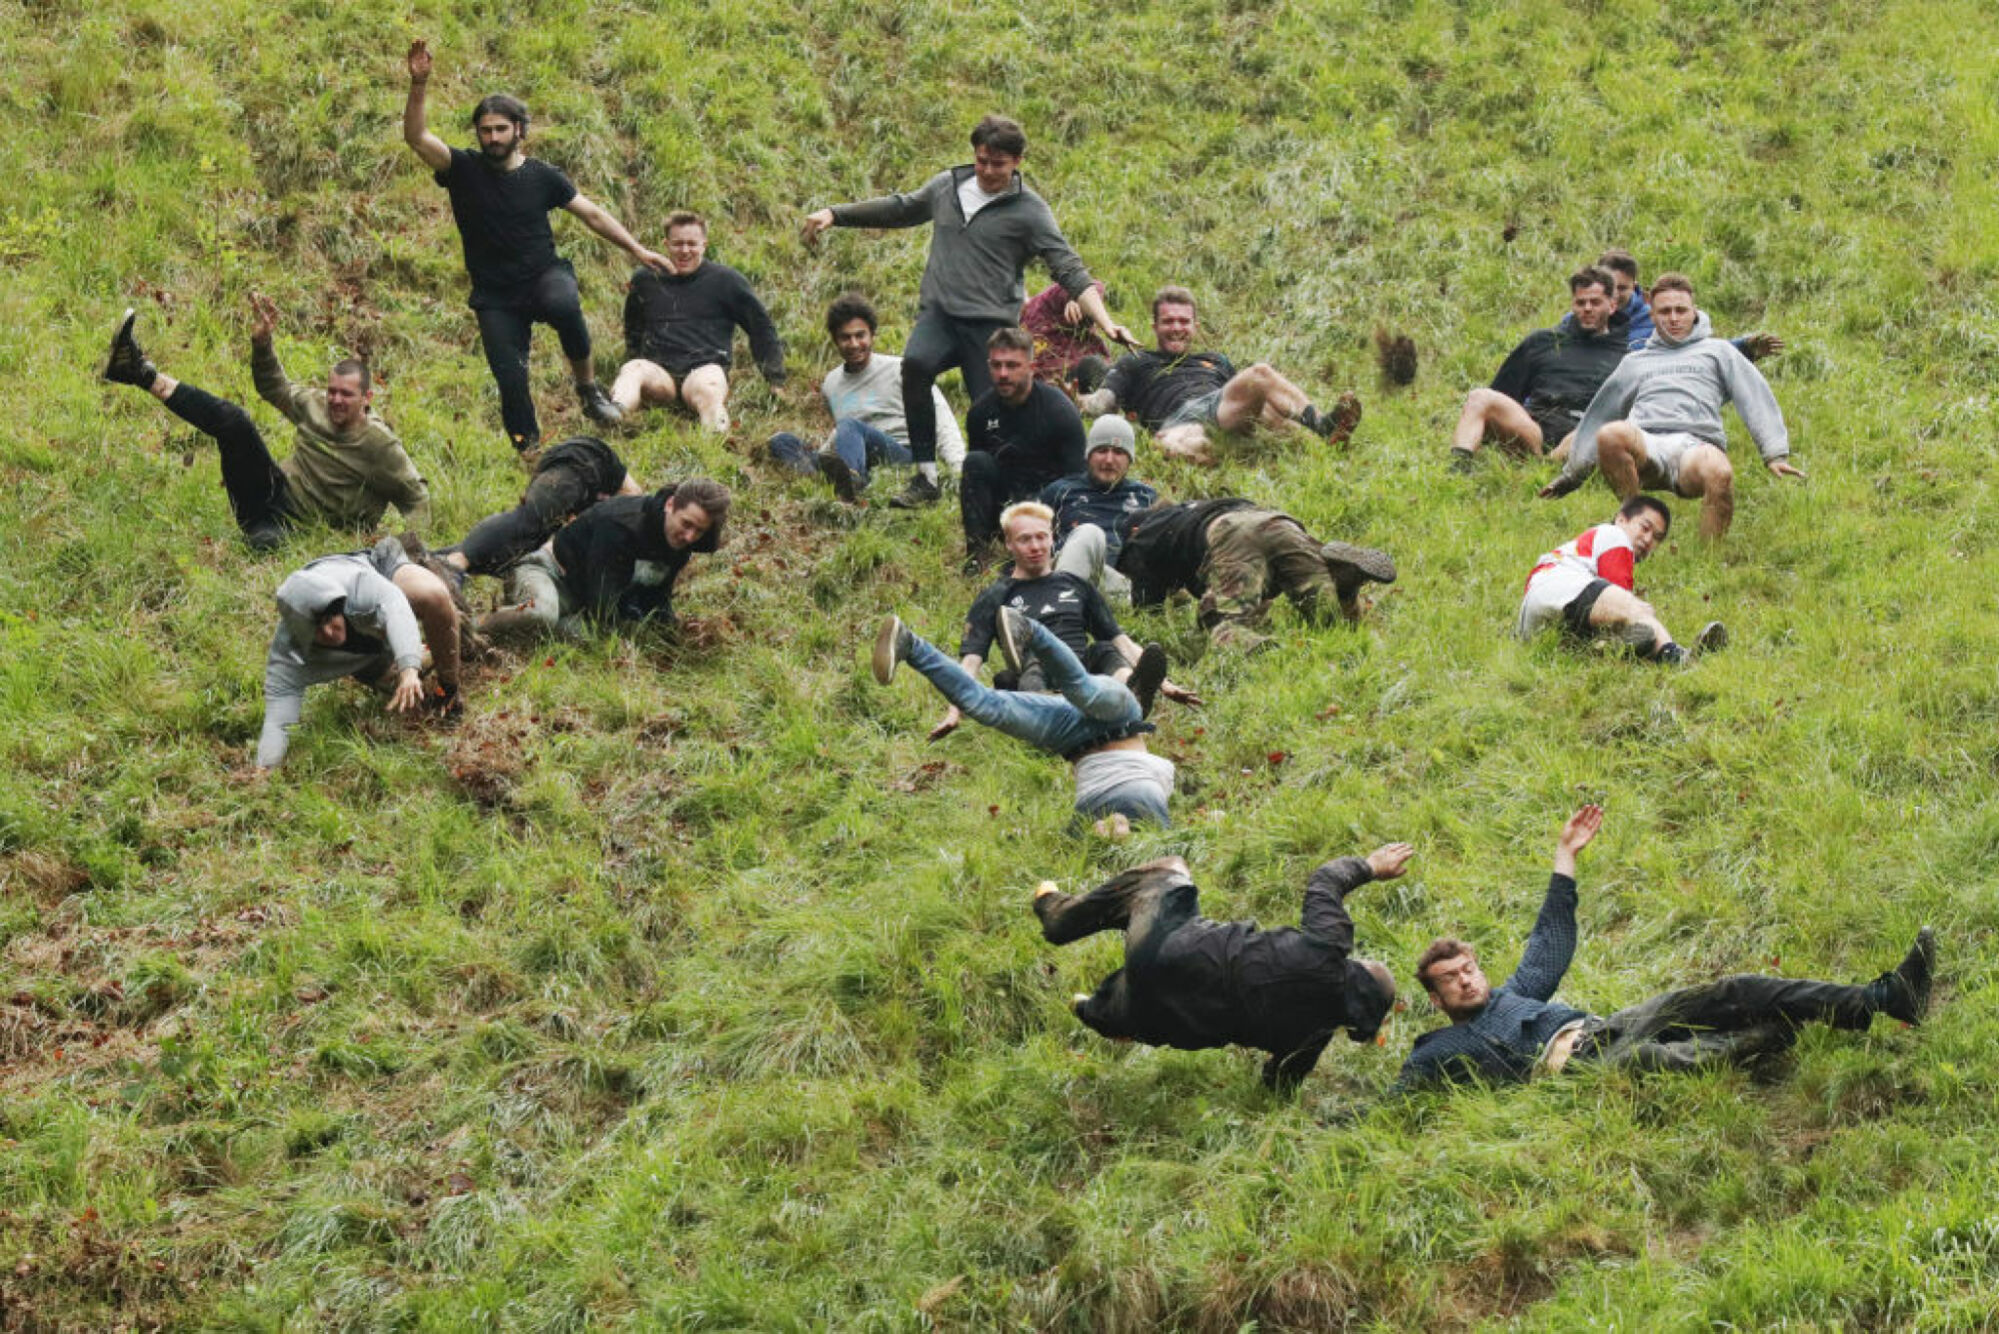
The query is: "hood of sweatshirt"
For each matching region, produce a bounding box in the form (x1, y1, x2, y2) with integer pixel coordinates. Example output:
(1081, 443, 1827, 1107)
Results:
(1645, 309, 1713, 351)
(274, 569, 347, 648)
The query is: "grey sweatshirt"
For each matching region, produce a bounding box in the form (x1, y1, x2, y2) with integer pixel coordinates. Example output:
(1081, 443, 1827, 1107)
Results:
(828, 167, 1094, 324)
(258, 541, 422, 768)
(1550, 311, 1790, 495)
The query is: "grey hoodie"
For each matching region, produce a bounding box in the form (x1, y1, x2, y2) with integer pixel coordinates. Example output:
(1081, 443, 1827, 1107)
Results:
(828, 167, 1094, 324)
(259, 540, 422, 767)
(1549, 311, 1790, 495)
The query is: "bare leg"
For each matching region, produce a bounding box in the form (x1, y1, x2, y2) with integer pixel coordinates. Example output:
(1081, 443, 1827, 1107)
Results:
(1676, 445, 1736, 541)
(677, 364, 732, 432)
(611, 359, 678, 416)
(1215, 363, 1309, 433)
(1451, 387, 1545, 457)
(393, 564, 462, 688)
(1586, 584, 1675, 657)
(1596, 421, 1648, 499)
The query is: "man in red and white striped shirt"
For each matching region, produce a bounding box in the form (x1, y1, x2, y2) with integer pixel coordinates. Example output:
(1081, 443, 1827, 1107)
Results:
(1517, 495, 1723, 665)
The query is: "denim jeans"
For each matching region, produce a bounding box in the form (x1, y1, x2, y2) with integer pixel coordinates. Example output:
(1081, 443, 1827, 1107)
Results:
(906, 617, 1139, 756)
(769, 419, 912, 488)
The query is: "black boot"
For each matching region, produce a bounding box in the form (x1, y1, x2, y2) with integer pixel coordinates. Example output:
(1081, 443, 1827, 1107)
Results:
(1868, 927, 1936, 1025)
(1128, 643, 1169, 718)
(103, 308, 158, 389)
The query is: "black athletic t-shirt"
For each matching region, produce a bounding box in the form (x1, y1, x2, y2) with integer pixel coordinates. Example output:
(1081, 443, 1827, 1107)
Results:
(964, 381, 1087, 490)
(961, 571, 1121, 660)
(1103, 349, 1236, 431)
(434, 147, 578, 293)
(536, 436, 628, 496)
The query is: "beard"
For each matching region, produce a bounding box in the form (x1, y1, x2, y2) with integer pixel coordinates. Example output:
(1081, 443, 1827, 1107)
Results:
(480, 137, 515, 161)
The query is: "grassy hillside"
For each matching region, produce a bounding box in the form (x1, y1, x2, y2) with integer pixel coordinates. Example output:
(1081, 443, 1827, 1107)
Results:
(6, 0, 1999, 1325)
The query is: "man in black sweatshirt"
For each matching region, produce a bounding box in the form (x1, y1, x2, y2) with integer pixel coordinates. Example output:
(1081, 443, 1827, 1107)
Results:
(479, 478, 729, 638)
(960, 327, 1087, 571)
(1034, 843, 1406, 1091)
(611, 212, 785, 433)
(800, 114, 1133, 508)
(1116, 498, 1397, 653)
(1447, 265, 1630, 470)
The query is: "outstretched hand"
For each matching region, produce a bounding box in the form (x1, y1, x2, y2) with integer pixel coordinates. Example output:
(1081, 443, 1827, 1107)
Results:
(634, 247, 672, 274)
(800, 210, 835, 245)
(407, 39, 433, 81)
(1557, 804, 1603, 855)
(1741, 332, 1785, 362)
(1365, 842, 1414, 880)
(386, 668, 425, 715)
(927, 707, 961, 743)
(1768, 459, 1806, 482)
(1160, 680, 1203, 708)
(247, 291, 280, 342)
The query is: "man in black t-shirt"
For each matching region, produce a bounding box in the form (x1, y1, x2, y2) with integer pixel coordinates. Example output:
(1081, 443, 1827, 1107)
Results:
(1079, 286, 1362, 465)
(611, 210, 786, 433)
(960, 327, 1087, 570)
(404, 40, 670, 465)
(929, 500, 1197, 741)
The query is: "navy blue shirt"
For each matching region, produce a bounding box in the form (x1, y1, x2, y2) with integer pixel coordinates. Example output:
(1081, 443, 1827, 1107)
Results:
(1040, 473, 1159, 563)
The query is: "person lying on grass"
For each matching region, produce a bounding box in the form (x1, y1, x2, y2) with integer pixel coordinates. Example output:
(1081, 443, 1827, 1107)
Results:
(258, 537, 464, 769)
(1395, 805, 1935, 1091)
(103, 297, 429, 552)
(1516, 494, 1723, 665)
(435, 435, 643, 581)
(1031, 843, 1405, 1091)
(873, 605, 1175, 833)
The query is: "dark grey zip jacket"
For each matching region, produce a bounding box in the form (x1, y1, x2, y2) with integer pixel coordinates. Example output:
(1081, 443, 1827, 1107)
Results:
(828, 166, 1094, 323)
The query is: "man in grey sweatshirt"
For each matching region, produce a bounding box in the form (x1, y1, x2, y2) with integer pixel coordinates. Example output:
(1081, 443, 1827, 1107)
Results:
(258, 538, 463, 769)
(801, 115, 1133, 508)
(1541, 273, 1804, 540)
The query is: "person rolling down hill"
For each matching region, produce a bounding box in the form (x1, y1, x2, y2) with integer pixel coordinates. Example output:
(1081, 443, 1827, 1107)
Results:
(1517, 494, 1724, 664)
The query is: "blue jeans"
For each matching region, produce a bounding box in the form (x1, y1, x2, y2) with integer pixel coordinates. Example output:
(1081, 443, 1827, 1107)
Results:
(769, 420, 912, 488)
(907, 618, 1139, 756)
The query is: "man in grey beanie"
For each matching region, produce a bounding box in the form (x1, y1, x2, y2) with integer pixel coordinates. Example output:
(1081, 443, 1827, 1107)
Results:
(1040, 415, 1160, 603)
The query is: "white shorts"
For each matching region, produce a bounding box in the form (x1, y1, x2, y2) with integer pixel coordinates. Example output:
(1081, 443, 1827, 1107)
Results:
(1635, 430, 1716, 494)
(1516, 567, 1596, 639)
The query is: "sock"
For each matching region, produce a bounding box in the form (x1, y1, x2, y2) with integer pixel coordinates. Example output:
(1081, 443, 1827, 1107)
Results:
(918, 462, 938, 484)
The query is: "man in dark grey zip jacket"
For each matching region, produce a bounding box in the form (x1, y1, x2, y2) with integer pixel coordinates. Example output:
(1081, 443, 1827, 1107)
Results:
(801, 115, 1133, 508)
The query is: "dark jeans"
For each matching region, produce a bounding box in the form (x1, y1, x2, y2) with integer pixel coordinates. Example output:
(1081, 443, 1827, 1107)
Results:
(901, 311, 1007, 464)
(768, 419, 912, 489)
(471, 261, 591, 449)
(1582, 974, 1875, 1073)
(959, 451, 1046, 548)
(164, 381, 299, 548)
(455, 460, 598, 576)
(1036, 865, 1197, 1039)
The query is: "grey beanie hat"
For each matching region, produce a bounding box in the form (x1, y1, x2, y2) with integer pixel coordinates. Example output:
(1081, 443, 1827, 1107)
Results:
(1086, 414, 1136, 457)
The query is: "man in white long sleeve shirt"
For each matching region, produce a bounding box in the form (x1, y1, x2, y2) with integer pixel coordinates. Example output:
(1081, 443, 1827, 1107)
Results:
(1541, 273, 1804, 540)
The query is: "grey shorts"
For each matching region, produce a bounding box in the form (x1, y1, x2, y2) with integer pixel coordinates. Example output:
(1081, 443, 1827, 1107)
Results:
(505, 546, 580, 630)
(1636, 430, 1718, 494)
(1159, 388, 1225, 432)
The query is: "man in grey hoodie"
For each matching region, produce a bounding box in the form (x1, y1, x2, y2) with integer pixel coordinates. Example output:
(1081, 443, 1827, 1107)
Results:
(800, 115, 1133, 509)
(258, 538, 463, 769)
(1541, 273, 1804, 540)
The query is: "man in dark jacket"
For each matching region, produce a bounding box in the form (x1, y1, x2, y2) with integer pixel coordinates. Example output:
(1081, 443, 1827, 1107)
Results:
(959, 328, 1088, 569)
(1447, 266, 1629, 470)
(800, 114, 1133, 508)
(610, 211, 785, 433)
(480, 478, 729, 638)
(1116, 498, 1396, 653)
(1396, 806, 1936, 1090)
(1040, 415, 1158, 601)
(1034, 843, 1406, 1090)
(444, 436, 643, 578)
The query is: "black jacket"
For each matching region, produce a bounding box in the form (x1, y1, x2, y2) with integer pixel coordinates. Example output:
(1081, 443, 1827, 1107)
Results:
(1114, 497, 1258, 606)
(550, 485, 721, 624)
(1489, 313, 1628, 417)
(623, 262, 785, 383)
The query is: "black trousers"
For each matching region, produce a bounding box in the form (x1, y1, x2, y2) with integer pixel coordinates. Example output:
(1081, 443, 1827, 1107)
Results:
(1035, 865, 1197, 1039)
(959, 451, 1046, 548)
(454, 460, 598, 576)
(164, 382, 298, 547)
(471, 261, 591, 449)
(900, 311, 1007, 464)
(1582, 974, 1876, 1073)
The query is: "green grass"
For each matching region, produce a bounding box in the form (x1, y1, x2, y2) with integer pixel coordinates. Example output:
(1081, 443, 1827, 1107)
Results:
(6, 0, 1999, 1325)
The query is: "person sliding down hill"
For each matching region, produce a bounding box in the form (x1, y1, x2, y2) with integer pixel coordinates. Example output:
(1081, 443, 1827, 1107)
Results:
(1516, 494, 1725, 665)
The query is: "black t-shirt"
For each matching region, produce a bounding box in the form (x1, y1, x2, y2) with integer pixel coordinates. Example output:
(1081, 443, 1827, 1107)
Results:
(961, 571, 1121, 660)
(1103, 349, 1237, 431)
(536, 436, 628, 496)
(434, 147, 578, 293)
(965, 381, 1087, 490)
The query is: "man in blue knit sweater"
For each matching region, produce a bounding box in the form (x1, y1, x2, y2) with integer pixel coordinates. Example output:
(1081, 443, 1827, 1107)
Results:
(1396, 806, 1936, 1090)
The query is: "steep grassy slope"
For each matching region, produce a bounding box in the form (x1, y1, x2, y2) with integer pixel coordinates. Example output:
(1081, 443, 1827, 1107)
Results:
(5, 0, 1999, 1326)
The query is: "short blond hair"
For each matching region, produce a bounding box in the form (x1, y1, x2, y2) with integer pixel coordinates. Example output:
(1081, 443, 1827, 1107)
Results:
(999, 501, 1055, 537)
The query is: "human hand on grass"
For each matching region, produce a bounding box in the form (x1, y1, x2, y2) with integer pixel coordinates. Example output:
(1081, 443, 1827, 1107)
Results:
(1161, 679, 1202, 707)
(800, 210, 835, 244)
(1768, 459, 1806, 482)
(386, 668, 425, 714)
(927, 706, 961, 742)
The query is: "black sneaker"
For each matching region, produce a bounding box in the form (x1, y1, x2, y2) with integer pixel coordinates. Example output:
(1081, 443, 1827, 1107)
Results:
(871, 615, 911, 685)
(1692, 621, 1729, 657)
(994, 606, 1033, 678)
(1320, 541, 1397, 596)
(1655, 642, 1690, 666)
(1877, 927, 1936, 1026)
(887, 472, 941, 509)
(103, 308, 158, 389)
(577, 381, 623, 425)
(430, 681, 465, 722)
(1128, 642, 1169, 717)
(816, 448, 860, 503)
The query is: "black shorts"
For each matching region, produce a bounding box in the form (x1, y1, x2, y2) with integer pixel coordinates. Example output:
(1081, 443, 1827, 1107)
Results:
(1562, 578, 1613, 637)
(1530, 407, 1581, 447)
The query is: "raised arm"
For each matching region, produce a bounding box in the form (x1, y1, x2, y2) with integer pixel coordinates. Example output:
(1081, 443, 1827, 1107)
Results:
(1506, 806, 1599, 998)
(1300, 843, 1410, 946)
(402, 41, 451, 172)
(247, 293, 309, 424)
(563, 195, 668, 273)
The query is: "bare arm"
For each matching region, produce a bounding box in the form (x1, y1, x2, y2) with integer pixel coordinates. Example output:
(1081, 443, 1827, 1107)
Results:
(402, 41, 451, 172)
(1073, 286, 1135, 351)
(1076, 387, 1117, 416)
(564, 195, 669, 272)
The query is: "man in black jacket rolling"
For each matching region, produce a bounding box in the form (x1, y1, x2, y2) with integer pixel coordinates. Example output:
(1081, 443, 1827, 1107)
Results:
(1034, 842, 1407, 1090)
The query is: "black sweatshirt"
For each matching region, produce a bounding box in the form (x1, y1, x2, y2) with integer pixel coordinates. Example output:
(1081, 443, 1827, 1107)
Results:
(964, 380, 1086, 490)
(1489, 313, 1628, 417)
(623, 262, 785, 383)
(1114, 497, 1258, 606)
(1095, 856, 1382, 1088)
(550, 485, 721, 623)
